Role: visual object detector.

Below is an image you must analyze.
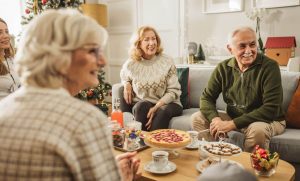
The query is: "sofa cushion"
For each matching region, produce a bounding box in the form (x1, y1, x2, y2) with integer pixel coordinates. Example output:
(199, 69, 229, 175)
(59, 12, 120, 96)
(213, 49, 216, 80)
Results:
(189, 68, 214, 108)
(270, 128, 300, 163)
(177, 67, 190, 109)
(168, 108, 198, 131)
(281, 71, 300, 112)
(286, 79, 300, 128)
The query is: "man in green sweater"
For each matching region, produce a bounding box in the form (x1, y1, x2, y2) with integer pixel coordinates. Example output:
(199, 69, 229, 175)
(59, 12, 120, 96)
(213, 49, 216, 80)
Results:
(191, 27, 286, 152)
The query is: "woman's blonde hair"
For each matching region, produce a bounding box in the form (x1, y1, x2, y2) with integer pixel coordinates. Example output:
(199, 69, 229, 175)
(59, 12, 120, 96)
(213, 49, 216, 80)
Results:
(0, 18, 15, 75)
(129, 26, 163, 61)
(15, 9, 107, 88)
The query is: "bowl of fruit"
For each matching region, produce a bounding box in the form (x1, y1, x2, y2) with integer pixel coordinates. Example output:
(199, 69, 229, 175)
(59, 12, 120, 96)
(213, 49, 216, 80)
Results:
(250, 145, 279, 177)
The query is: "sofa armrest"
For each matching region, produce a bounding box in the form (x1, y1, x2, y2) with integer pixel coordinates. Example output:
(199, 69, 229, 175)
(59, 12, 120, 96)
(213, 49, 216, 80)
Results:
(112, 83, 124, 109)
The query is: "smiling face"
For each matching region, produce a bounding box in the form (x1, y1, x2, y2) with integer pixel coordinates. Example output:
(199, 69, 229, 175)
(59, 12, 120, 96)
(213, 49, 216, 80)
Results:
(140, 30, 158, 60)
(0, 21, 10, 53)
(66, 44, 106, 93)
(227, 29, 258, 71)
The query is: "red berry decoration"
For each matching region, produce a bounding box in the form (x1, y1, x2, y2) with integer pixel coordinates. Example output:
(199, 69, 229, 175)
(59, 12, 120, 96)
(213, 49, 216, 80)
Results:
(87, 90, 93, 97)
(42, 0, 48, 5)
(25, 9, 30, 14)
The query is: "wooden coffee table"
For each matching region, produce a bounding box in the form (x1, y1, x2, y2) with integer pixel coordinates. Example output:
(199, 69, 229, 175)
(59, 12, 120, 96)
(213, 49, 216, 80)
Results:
(114, 147, 295, 181)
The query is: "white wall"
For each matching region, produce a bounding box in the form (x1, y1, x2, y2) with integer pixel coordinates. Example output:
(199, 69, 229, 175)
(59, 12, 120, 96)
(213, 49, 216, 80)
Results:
(187, 0, 300, 57)
(105, 0, 137, 84)
(137, 0, 183, 63)
(0, 0, 23, 37)
(106, 0, 183, 84)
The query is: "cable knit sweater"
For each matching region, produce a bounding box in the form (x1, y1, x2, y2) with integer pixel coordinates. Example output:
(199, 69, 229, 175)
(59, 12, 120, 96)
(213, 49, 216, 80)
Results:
(120, 54, 182, 107)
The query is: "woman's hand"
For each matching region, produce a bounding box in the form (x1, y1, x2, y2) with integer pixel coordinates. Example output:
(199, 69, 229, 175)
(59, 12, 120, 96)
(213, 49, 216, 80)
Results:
(145, 101, 165, 130)
(116, 151, 141, 181)
(123, 82, 133, 104)
(145, 106, 158, 130)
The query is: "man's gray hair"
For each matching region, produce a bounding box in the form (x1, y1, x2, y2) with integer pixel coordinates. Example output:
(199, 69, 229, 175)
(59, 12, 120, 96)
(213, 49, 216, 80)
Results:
(198, 162, 257, 181)
(227, 26, 256, 46)
(15, 9, 108, 88)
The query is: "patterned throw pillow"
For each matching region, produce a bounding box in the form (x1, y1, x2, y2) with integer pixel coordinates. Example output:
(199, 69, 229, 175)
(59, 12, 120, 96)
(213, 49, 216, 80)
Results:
(286, 79, 300, 128)
(176, 67, 190, 109)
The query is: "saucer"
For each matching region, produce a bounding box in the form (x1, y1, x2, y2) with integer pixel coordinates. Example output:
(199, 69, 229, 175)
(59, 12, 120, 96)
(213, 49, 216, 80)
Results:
(144, 161, 176, 174)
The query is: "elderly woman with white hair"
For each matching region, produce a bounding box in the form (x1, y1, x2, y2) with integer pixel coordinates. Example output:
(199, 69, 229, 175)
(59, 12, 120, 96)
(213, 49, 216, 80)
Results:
(0, 9, 140, 181)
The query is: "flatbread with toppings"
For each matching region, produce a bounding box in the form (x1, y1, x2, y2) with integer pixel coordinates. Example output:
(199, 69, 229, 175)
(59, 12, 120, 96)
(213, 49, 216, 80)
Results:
(144, 129, 191, 149)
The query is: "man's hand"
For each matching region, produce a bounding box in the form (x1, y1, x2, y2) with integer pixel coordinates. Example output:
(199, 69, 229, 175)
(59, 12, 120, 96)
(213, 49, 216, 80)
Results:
(123, 82, 133, 104)
(209, 117, 236, 139)
(116, 151, 141, 181)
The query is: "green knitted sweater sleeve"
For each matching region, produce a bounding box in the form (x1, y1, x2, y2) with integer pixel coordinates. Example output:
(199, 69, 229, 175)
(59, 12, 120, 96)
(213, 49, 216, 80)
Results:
(200, 65, 223, 122)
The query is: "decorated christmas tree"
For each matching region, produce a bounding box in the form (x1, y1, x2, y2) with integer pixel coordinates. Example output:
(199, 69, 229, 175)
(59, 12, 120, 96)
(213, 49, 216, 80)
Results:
(195, 43, 205, 62)
(75, 70, 112, 115)
(22, 0, 82, 25)
(76, 71, 112, 101)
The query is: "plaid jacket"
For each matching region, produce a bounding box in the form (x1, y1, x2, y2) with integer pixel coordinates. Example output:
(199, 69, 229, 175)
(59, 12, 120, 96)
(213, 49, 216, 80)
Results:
(0, 86, 120, 181)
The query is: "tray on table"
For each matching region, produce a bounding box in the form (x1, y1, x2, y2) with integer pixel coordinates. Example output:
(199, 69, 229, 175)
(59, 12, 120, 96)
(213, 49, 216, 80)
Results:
(114, 138, 149, 152)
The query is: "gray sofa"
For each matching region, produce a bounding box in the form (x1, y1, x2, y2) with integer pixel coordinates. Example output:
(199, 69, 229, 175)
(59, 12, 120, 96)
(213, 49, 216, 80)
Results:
(112, 65, 300, 179)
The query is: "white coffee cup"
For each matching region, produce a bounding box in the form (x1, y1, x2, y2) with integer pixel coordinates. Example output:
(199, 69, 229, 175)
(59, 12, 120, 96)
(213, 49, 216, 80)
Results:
(152, 151, 169, 170)
(187, 130, 199, 146)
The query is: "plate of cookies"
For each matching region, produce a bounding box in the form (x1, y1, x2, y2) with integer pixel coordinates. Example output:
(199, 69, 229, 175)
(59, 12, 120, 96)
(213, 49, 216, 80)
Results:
(200, 142, 242, 157)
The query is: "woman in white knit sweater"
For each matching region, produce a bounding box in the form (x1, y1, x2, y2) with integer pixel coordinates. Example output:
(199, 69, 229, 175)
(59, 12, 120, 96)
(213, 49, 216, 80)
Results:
(120, 26, 183, 131)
